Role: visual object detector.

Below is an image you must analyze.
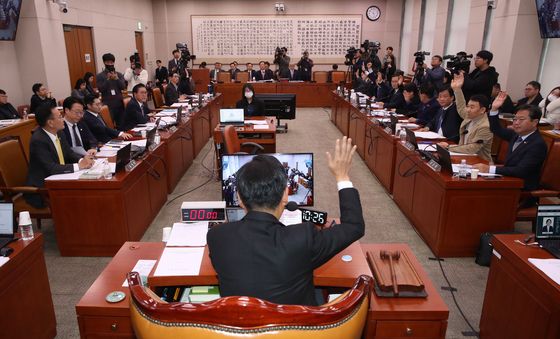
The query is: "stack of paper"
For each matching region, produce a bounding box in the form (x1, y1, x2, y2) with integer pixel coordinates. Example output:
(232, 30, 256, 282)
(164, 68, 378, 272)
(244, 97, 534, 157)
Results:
(414, 131, 444, 139)
(528, 258, 560, 285)
(166, 222, 209, 247)
(245, 120, 268, 125)
(153, 247, 205, 277)
(122, 259, 157, 287)
(279, 209, 302, 226)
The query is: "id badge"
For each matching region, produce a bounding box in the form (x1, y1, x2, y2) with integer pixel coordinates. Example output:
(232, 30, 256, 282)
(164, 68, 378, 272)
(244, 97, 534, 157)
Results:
(111, 89, 116, 96)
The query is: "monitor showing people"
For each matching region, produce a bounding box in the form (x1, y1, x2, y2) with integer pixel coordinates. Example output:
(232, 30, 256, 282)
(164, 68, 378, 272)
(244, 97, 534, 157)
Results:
(222, 153, 313, 207)
(536, 205, 560, 238)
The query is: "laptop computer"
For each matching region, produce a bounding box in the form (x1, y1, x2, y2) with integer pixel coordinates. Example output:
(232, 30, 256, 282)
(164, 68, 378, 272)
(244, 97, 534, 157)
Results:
(131, 127, 157, 158)
(220, 109, 245, 126)
(0, 203, 15, 249)
(436, 144, 453, 173)
(535, 204, 560, 258)
(405, 128, 437, 161)
(115, 143, 132, 171)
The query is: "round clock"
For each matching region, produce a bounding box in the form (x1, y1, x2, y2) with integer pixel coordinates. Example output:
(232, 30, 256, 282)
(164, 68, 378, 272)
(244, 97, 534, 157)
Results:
(366, 6, 381, 21)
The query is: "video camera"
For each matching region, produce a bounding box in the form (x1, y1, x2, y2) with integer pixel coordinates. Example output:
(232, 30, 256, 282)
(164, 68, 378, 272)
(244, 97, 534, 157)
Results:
(176, 42, 196, 64)
(361, 40, 381, 55)
(443, 52, 472, 74)
(413, 51, 430, 65)
(344, 47, 358, 66)
(274, 46, 287, 63)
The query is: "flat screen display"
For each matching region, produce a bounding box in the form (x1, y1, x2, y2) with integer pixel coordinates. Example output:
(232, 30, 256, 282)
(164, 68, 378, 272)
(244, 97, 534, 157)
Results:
(221, 153, 313, 207)
(535, 0, 560, 38)
(0, 0, 23, 41)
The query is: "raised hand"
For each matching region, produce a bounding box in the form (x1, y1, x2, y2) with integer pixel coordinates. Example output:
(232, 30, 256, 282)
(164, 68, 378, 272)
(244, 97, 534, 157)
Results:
(451, 72, 464, 90)
(326, 136, 357, 182)
(491, 91, 508, 111)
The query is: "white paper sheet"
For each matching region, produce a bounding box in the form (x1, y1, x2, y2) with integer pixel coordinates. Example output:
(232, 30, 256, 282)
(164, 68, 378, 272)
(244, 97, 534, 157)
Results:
(122, 259, 157, 287)
(45, 159, 107, 181)
(528, 258, 560, 285)
(279, 209, 302, 226)
(245, 120, 268, 125)
(156, 110, 177, 116)
(0, 119, 20, 126)
(414, 131, 445, 139)
(253, 125, 269, 130)
(166, 222, 209, 247)
(451, 164, 472, 174)
(0, 257, 9, 267)
(96, 150, 118, 157)
(153, 247, 205, 277)
(418, 144, 436, 151)
(171, 102, 190, 108)
(449, 152, 478, 156)
(130, 139, 148, 147)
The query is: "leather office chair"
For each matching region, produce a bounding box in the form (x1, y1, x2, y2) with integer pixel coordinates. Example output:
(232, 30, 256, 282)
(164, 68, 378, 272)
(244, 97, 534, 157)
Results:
(236, 72, 249, 83)
(331, 71, 346, 84)
(217, 72, 232, 83)
(0, 137, 50, 228)
(313, 71, 328, 83)
(517, 140, 560, 226)
(17, 105, 30, 118)
(123, 96, 132, 109)
(152, 87, 166, 109)
(222, 125, 264, 154)
(99, 105, 115, 129)
(127, 272, 372, 339)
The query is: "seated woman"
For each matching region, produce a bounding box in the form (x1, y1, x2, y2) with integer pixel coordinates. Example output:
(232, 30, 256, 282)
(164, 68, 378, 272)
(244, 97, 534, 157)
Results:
(236, 83, 265, 117)
(71, 78, 88, 102)
(539, 86, 560, 130)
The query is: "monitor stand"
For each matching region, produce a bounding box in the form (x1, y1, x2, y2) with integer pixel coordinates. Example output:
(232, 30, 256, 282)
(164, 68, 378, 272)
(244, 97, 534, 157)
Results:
(276, 114, 288, 133)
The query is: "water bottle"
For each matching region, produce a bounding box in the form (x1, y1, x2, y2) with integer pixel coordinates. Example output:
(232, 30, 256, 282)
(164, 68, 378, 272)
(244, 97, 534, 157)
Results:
(154, 130, 161, 145)
(207, 83, 214, 95)
(399, 128, 407, 143)
(103, 160, 112, 179)
(23, 108, 28, 120)
(458, 159, 467, 178)
(18, 211, 34, 240)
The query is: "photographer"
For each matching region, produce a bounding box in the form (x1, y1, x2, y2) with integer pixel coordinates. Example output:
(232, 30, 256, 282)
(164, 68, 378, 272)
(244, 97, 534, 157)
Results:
(297, 50, 314, 82)
(274, 47, 290, 79)
(96, 53, 126, 128)
(168, 49, 181, 75)
(462, 50, 498, 101)
(381, 46, 396, 79)
(124, 54, 148, 92)
(423, 55, 445, 91)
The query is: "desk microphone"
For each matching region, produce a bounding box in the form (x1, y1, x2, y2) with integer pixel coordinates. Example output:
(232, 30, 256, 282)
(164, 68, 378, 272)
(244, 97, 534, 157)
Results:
(285, 201, 328, 226)
(452, 139, 484, 147)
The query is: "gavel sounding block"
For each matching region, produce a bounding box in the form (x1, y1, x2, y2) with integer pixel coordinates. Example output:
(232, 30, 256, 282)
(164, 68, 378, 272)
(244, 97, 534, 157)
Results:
(366, 250, 428, 298)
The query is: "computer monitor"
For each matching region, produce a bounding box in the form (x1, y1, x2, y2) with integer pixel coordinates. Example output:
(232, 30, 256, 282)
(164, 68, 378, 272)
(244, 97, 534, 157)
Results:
(219, 109, 245, 125)
(436, 144, 453, 173)
(221, 153, 314, 207)
(116, 143, 131, 171)
(254, 93, 296, 120)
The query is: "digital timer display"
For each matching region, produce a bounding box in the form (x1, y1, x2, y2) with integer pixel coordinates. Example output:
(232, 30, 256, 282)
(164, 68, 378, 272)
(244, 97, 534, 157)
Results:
(182, 208, 226, 222)
(300, 208, 328, 225)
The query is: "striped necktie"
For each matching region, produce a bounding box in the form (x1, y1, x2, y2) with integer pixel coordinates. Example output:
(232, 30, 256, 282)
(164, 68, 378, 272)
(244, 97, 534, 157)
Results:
(54, 136, 65, 165)
(512, 136, 523, 152)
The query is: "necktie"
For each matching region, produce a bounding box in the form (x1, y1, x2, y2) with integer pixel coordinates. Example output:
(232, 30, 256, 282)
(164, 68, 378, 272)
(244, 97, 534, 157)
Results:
(54, 137, 65, 165)
(512, 136, 523, 151)
(437, 110, 444, 131)
(72, 124, 82, 147)
(97, 114, 106, 126)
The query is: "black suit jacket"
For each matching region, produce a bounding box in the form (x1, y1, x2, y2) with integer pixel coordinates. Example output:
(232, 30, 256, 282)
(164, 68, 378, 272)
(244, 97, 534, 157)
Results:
(121, 99, 149, 131)
(254, 69, 274, 81)
(0, 103, 19, 119)
(426, 103, 463, 143)
(62, 120, 98, 151)
(383, 89, 405, 110)
(29, 94, 57, 114)
(168, 59, 181, 75)
(83, 110, 119, 143)
(278, 68, 300, 80)
(207, 188, 365, 306)
(155, 66, 168, 84)
(489, 114, 547, 190)
(165, 83, 180, 106)
(26, 128, 81, 189)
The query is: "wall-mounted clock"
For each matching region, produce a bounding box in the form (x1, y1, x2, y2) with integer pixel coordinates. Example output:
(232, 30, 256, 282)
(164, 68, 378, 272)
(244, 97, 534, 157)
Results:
(366, 6, 381, 21)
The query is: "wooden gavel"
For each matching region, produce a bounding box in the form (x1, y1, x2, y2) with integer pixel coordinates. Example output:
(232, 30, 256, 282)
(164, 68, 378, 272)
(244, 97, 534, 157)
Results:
(380, 250, 401, 295)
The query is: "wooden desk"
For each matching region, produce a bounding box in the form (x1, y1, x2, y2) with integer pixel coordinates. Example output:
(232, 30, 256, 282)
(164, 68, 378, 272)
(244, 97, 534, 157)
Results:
(0, 234, 56, 339)
(361, 244, 449, 339)
(76, 241, 369, 338)
(159, 118, 195, 193)
(365, 121, 398, 193)
(0, 118, 37, 159)
(479, 234, 560, 338)
(392, 142, 523, 257)
(45, 145, 168, 257)
(215, 82, 336, 107)
(213, 116, 277, 158)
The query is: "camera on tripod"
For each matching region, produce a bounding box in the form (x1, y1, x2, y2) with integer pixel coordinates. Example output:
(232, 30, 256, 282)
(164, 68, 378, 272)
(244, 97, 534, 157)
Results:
(443, 52, 472, 74)
(344, 47, 358, 66)
(413, 51, 430, 65)
(362, 40, 381, 55)
(176, 42, 196, 65)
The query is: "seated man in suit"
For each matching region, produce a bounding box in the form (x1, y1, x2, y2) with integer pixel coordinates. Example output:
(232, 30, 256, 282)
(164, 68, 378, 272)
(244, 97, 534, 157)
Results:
(377, 74, 405, 110)
(24, 105, 94, 208)
(516, 81, 543, 107)
(407, 84, 440, 126)
(245, 62, 257, 81)
(438, 73, 493, 161)
(60, 97, 98, 156)
(0, 89, 20, 119)
(82, 95, 132, 143)
(473, 94, 547, 193)
(208, 137, 365, 306)
(120, 84, 152, 131)
(254, 61, 274, 81)
(420, 86, 463, 143)
(29, 83, 57, 114)
(209, 62, 223, 82)
(228, 61, 240, 81)
(490, 83, 515, 114)
(165, 72, 187, 106)
(279, 63, 300, 80)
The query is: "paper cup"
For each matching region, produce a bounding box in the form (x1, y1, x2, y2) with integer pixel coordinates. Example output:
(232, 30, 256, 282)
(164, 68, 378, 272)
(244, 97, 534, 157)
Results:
(162, 227, 172, 242)
(471, 169, 479, 180)
(19, 211, 32, 225)
(141, 130, 147, 138)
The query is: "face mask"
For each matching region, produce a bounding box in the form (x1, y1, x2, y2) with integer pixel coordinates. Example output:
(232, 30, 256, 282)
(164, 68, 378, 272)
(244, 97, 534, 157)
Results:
(548, 94, 558, 102)
(245, 91, 253, 99)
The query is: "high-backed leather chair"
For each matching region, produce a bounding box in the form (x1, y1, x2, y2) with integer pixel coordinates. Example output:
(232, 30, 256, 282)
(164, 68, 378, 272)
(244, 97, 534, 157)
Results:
(123, 96, 132, 109)
(152, 87, 166, 109)
(222, 125, 264, 154)
(217, 72, 231, 83)
(313, 71, 328, 83)
(17, 105, 29, 118)
(0, 137, 50, 228)
(236, 72, 249, 83)
(99, 105, 115, 129)
(128, 272, 372, 339)
(331, 71, 346, 84)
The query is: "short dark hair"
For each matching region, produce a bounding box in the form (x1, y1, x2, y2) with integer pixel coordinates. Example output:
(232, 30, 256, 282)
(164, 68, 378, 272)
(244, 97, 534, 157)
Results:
(527, 81, 541, 90)
(74, 78, 86, 90)
(156, 59, 162, 63)
(235, 155, 287, 210)
(102, 53, 115, 62)
(265, 61, 270, 66)
(132, 83, 146, 94)
(515, 104, 542, 121)
(35, 105, 55, 127)
(241, 83, 255, 98)
(476, 50, 493, 64)
(332, 64, 338, 70)
(387, 46, 393, 51)
(246, 62, 253, 66)
(403, 83, 418, 95)
(419, 84, 434, 97)
(438, 86, 454, 98)
(63, 96, 83, 111)
(494, 83, 502, 90)
(468, 94, 489, 111)
(83, 94, 100, 107)
(0, 89, 5, 95)
(172, 49, 179, 54)
(32, 83, 42, 94)
(433, 55, 443, 62)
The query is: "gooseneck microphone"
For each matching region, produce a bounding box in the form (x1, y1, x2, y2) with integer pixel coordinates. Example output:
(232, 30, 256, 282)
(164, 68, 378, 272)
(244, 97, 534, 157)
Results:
(445, 129, 469, 142)
(285, 201, 300, 212)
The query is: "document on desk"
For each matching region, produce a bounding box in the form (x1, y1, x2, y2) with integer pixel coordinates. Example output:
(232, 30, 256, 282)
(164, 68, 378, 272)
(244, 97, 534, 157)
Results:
(528, 258, 560, 285)
(279, 209, 302, 226)
(0, 257, 9, 267)
(418, 144, 436, 151)
(166, 222, 209, 247)
(155, 109, 177, 117)
(245, 120, 268, 125)
(153, 247, 204, 277)
(45, 159, 108, 181)
(414, 131, 444, 139)
(252, 125, 269, 130)
(122, 259, 157, 287)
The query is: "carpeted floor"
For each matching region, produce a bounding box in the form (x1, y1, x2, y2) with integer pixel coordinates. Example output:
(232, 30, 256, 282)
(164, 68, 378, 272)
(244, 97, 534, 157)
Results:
(40, 107, 530, 338)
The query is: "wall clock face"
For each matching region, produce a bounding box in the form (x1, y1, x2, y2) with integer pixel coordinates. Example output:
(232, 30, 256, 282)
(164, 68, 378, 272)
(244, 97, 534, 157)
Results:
(366, 6, 381, 21)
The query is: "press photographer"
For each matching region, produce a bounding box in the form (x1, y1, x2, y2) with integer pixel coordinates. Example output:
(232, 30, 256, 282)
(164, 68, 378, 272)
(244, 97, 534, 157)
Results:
(456, 50, 498, 101)
(124, 53, 148, 92)
(274, 47, 290, 78)
(410, 50, 430, 85)
(175, 43, 196, 95)
(361, 40, 382, 71)
(297, 50, 314, 81)
(423, 55, 445, 91)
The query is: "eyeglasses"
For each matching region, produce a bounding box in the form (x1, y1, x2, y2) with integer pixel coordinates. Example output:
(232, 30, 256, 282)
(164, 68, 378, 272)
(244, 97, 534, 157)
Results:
(512, 117, 530, 122)
(70, 109, 84, 115)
